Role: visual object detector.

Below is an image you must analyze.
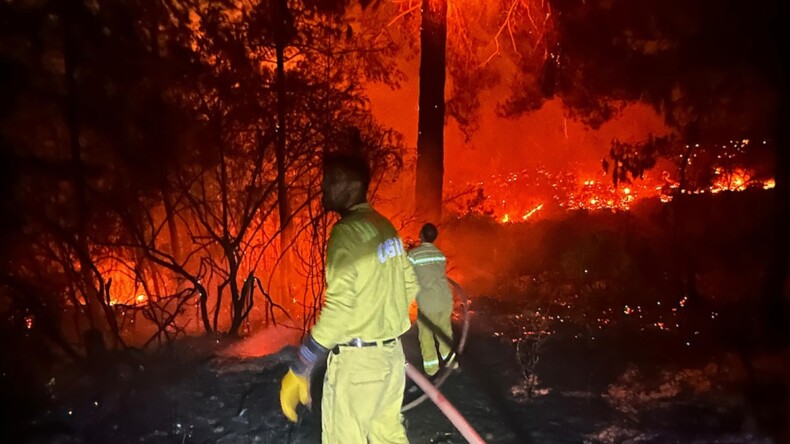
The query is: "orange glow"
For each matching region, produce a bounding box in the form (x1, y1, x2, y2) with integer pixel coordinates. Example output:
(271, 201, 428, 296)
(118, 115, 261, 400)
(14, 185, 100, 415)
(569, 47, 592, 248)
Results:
(522, 203, 543, 220)
(218, 324, 302, 358)
(93, 265, 158, 308)
(409, 300, 419, 323)
(711, 167, 754, 192)
(448, 163, 774, 224)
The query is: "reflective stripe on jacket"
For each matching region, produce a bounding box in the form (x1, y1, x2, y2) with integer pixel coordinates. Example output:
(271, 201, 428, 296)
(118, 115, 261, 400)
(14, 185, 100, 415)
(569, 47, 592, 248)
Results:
(311, 203, 419, 349)
(408, 242, 453, 310)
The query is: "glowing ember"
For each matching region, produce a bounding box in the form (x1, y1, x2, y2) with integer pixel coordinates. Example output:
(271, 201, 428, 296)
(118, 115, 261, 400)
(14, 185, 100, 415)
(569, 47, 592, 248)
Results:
(711, 167, 754, 192)
(448, 160, 774, 223)
(522, 204, 544, 220)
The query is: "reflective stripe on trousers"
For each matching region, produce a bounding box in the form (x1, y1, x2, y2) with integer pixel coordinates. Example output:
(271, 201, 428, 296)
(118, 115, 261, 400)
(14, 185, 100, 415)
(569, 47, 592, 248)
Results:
(418, 308, 454, 376)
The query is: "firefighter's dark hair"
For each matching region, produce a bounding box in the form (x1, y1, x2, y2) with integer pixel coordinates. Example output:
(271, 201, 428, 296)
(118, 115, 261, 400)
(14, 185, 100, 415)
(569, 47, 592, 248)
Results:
(323, 152, 371, 193)
(419, 223, 438, 243)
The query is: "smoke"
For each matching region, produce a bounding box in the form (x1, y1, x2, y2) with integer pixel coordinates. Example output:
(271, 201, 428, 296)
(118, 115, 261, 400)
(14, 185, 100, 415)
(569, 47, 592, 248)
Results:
(367, 72, 670, 184)
(219, 323, 303, 358)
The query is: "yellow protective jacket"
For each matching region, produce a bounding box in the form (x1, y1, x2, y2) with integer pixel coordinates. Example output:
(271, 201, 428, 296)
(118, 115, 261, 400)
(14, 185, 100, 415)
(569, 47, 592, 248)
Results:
(311, 203, 419, 349)
(407, 242, 453, 312)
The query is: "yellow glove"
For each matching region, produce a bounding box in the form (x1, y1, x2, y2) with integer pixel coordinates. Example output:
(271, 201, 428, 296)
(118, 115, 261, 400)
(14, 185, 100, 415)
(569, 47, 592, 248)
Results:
(279, 369, 310, 422)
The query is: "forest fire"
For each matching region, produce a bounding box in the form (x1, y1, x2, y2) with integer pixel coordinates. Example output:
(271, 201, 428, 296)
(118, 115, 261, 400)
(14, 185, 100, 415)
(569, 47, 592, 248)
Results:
(1, 0, 786, 442)
(451, 164, 775, 223)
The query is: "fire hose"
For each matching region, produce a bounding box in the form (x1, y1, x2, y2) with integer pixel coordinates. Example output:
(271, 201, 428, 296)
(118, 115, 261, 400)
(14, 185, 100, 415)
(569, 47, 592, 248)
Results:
(401, 278, 486, 443)
(281, 279, 484, 442)
(404, 363, 486, 444)
(402, 278, 470, 411)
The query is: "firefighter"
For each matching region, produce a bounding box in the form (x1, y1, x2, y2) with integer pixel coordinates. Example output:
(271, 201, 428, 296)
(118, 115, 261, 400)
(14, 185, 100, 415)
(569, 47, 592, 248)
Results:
(408, 223, 455, 376)
(279, 153, 419, 443)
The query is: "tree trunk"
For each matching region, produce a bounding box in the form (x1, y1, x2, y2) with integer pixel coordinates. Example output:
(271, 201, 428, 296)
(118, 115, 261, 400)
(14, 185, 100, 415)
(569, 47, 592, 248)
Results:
(416, 0, 447, 222)
(227, 248, 243, 336)
(275, 0, 295, 309)
(197, 284, 212, 333)
(62, 4, 108, 336)
(162, 189, 182, 264)
(275, 0, 291, 233)
(150, 8, 184, 269)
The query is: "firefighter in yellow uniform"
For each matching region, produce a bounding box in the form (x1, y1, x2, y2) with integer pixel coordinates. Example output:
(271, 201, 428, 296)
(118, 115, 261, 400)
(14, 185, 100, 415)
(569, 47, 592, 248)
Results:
(280, 153, 419, 443)
(408, 223, 455, 376)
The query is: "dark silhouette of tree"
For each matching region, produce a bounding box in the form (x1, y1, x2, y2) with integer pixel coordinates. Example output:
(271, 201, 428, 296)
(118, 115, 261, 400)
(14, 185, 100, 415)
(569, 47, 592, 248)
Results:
(532, 7, 787, 435)
(0, 0, 406, 348)
(415, 0, 447, 222)
(366, 0, 555, 220)
(508, 0, 779, 139)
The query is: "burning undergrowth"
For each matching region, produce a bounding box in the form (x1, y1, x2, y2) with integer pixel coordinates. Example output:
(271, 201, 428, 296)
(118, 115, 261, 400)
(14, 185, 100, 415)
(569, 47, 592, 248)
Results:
(4, 183, 785, 443)
(434, 187, 786, 441)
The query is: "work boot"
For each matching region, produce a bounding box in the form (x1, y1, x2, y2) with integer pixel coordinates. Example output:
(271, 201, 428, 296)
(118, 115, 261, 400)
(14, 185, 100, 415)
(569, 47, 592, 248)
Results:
(442, 353, 459, 371)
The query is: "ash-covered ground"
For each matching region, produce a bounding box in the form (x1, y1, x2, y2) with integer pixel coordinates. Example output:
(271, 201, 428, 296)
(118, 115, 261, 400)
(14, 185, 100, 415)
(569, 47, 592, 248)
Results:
(11, 301, 788, 444)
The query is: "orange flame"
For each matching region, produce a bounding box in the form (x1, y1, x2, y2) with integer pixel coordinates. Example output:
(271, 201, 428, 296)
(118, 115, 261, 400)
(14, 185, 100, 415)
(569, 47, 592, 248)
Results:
(450, 165, 774, 224)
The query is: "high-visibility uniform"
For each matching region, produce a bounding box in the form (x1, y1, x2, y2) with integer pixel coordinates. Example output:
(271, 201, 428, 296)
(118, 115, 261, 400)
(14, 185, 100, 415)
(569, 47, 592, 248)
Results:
(311, 203, 419, 444)
(407, 242, 454, 376)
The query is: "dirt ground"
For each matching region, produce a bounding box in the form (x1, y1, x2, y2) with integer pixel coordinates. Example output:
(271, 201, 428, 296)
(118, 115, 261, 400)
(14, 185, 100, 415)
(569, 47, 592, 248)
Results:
(11, 306, 788, 444)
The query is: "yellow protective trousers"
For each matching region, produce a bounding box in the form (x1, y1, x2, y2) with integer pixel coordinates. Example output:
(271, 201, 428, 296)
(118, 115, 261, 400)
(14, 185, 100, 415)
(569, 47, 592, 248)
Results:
(417, 307, 454, 375)
(321, 340, 409, 444)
